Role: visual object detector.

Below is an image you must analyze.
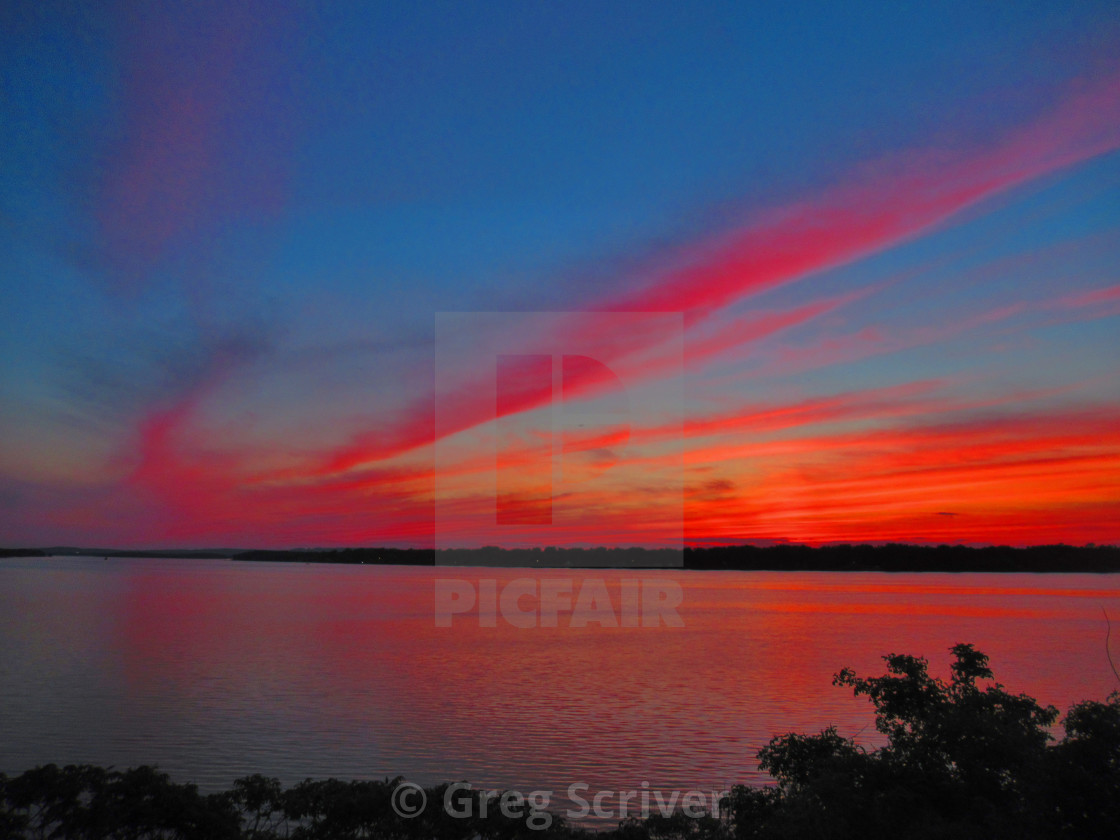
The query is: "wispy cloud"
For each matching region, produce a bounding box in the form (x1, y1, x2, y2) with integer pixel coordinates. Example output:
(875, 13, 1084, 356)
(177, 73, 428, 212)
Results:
(81, 0, 298, 291)
(600, 69, 1120, 321)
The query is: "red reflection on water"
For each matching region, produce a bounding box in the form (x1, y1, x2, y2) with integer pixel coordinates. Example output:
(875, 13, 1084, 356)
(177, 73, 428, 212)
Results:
(104, 564, 1120, 797)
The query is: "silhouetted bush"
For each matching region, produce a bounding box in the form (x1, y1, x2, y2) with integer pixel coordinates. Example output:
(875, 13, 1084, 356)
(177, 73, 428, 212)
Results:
(724, 644, 1119, 840)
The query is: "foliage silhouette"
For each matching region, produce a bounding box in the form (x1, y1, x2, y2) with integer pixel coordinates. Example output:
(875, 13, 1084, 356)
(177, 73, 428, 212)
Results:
(725, 644, 1119, 840)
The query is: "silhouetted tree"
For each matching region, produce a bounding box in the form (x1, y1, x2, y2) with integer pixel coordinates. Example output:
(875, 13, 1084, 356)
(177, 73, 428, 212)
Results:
(729, 644, 1119, 840)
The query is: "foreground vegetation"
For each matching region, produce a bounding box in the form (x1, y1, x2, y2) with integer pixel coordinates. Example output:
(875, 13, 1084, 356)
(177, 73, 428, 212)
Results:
(3, 644, 1117, 839)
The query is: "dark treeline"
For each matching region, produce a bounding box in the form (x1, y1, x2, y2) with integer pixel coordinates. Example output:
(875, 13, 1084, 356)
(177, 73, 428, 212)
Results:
(4, 644, 1118, 839)
(21, 548, 237, 559)
(237, 547, 438, 565)
(685, 542, 1120, 572)
(235, 546, 681, 568)
(233, 544, 1120, 572)
(7, 544, 1119, 571)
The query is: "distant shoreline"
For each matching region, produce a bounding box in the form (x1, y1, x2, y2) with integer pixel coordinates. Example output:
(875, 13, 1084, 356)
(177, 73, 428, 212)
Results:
(5, 544, 1120, 573)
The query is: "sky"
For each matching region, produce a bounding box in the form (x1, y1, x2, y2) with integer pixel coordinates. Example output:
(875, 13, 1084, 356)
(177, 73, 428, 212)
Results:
(1, 0, 1119, 549)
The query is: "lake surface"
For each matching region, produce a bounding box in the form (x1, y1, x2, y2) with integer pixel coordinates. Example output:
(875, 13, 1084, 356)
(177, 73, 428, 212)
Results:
(2, 557, 1118, 820)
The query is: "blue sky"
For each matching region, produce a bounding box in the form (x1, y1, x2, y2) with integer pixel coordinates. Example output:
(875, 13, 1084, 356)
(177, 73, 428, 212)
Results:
(2, 1, 1119, 547)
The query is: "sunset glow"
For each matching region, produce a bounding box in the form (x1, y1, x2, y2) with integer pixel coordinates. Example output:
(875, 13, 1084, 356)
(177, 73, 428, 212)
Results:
(2, 2, 1119, 549)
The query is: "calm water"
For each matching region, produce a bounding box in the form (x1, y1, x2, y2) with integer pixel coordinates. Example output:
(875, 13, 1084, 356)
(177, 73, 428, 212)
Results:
(2, 557, 1118, 815)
